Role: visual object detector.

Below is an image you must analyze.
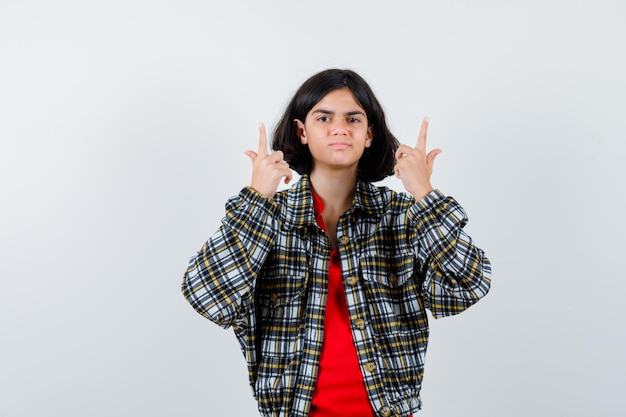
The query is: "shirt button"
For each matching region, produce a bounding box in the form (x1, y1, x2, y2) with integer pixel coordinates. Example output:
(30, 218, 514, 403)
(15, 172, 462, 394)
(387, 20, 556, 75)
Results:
(346, 276, 359, 286)
(388, 273, 398, 286)
(338, 235, 350, 245)
(354, 318, 366, 330)
(270, 293, 278, 304)
(380, 406, 392, 417)
(365, 362, 377, 373)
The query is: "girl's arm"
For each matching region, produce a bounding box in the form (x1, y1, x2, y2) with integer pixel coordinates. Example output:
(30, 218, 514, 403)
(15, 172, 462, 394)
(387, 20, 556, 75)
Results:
(182, 124, 291, 328)
(394, 117, 491, 316)
(409, 190, 492, 318)
(181, 188, 282, 328)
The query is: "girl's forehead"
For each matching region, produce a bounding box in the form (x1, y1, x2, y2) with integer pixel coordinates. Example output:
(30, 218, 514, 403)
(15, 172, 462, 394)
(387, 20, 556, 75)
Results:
(311, 88, 363, 110)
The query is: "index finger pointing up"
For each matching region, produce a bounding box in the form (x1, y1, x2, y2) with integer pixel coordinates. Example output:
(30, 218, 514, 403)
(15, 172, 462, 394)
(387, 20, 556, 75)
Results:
(258, 122, 269, 157)
(416, 116, 429, 151)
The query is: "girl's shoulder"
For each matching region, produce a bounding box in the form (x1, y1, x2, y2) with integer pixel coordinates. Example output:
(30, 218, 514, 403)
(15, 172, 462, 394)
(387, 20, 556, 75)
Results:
(356, 181, 416, 217)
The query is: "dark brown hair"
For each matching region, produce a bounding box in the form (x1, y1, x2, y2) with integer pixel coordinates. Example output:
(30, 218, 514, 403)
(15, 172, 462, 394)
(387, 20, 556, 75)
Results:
(272, 69, 400, 182)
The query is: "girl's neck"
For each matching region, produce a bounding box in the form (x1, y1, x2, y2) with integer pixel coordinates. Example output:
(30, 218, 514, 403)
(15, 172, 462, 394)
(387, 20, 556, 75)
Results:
(309, 168, 357, 211)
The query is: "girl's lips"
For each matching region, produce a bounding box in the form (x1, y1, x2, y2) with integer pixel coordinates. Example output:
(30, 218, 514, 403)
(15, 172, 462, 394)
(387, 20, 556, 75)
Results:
(329, 143, 350, 149)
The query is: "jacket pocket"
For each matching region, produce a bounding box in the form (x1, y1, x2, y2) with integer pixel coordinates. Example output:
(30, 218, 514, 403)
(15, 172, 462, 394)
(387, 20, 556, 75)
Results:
(359, 255, 428, 335)
(378, 330, 427, 393)
(255, 274, 305, 357)
(255, 353, 301, 416)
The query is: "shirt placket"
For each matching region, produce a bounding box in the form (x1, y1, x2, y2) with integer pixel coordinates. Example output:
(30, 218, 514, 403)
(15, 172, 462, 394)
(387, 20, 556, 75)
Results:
(336, 213, 399, 417)
(293, 228, 330, 416)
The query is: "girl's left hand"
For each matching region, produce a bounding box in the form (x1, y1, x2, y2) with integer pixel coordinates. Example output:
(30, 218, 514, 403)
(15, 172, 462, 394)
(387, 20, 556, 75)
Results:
(394, 117, 442, 200)
(244, 123, 293, 199)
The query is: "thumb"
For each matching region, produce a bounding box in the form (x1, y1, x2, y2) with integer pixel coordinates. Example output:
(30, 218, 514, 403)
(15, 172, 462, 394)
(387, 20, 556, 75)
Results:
(244, 150, 258, 161)
(427, 149, 442, 165)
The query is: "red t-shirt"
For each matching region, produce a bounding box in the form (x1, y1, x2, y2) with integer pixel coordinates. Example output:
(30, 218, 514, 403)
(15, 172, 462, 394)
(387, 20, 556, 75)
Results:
(309, 191, 375, 417)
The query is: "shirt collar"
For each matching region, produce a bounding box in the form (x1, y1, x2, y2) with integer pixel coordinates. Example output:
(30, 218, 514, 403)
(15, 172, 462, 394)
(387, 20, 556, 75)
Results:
(282, 175, 384, 230)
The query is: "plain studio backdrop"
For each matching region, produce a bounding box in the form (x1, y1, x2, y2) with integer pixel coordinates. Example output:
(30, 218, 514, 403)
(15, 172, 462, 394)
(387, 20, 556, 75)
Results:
(1, 1, 624, 416)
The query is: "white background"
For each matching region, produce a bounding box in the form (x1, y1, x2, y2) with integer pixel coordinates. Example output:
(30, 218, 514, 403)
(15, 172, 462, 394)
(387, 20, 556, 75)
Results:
(1, 1, 625, 416)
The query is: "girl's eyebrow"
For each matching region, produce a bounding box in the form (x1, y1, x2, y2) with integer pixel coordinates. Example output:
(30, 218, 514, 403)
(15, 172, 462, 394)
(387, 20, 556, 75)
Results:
(311, 109, 366, 116)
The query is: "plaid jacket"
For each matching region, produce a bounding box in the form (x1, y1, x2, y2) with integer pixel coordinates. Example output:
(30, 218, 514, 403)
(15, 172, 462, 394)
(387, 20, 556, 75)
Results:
(182, 175, 491, 417)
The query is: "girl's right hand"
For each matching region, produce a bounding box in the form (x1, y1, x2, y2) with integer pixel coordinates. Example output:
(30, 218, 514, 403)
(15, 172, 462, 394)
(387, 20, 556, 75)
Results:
(244, 123, 293, 199)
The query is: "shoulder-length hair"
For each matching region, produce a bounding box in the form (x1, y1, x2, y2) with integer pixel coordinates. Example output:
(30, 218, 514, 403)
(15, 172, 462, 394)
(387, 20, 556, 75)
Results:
(272, 69, 400, 182)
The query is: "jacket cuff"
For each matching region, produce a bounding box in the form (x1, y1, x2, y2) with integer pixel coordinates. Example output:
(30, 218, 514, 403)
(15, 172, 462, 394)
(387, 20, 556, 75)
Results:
(408, 189, 446, 219)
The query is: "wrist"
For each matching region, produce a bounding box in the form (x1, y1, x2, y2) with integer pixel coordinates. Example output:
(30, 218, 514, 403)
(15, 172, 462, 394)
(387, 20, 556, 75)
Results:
(410, 183, 434, 201)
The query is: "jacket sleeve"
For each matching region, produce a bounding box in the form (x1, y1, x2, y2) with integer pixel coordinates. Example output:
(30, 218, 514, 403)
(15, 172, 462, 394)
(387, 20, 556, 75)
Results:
(408, 189, 492, 318)
(181, 187, 283, 328)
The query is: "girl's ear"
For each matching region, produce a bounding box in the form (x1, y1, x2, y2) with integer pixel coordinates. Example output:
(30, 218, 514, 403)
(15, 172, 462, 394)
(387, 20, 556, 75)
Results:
(365, 125, 374, 148)
(294, 119, 307, 144)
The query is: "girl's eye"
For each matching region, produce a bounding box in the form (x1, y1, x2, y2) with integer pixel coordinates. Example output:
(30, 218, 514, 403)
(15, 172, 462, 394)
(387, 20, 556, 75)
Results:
(318, 116, 331, 122)
(348, 117, 360, 123)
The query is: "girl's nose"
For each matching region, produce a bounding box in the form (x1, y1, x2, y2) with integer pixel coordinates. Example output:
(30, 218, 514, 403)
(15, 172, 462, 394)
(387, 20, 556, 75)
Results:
(331, 120, 348, 135)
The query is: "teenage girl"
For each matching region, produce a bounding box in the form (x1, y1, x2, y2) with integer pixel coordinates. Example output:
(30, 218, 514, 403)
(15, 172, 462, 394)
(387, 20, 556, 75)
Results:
(182, 69, 491, 417)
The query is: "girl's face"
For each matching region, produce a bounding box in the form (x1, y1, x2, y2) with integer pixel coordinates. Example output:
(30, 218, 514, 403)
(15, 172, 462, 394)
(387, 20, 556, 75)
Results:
(295, 88, 373, 175)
